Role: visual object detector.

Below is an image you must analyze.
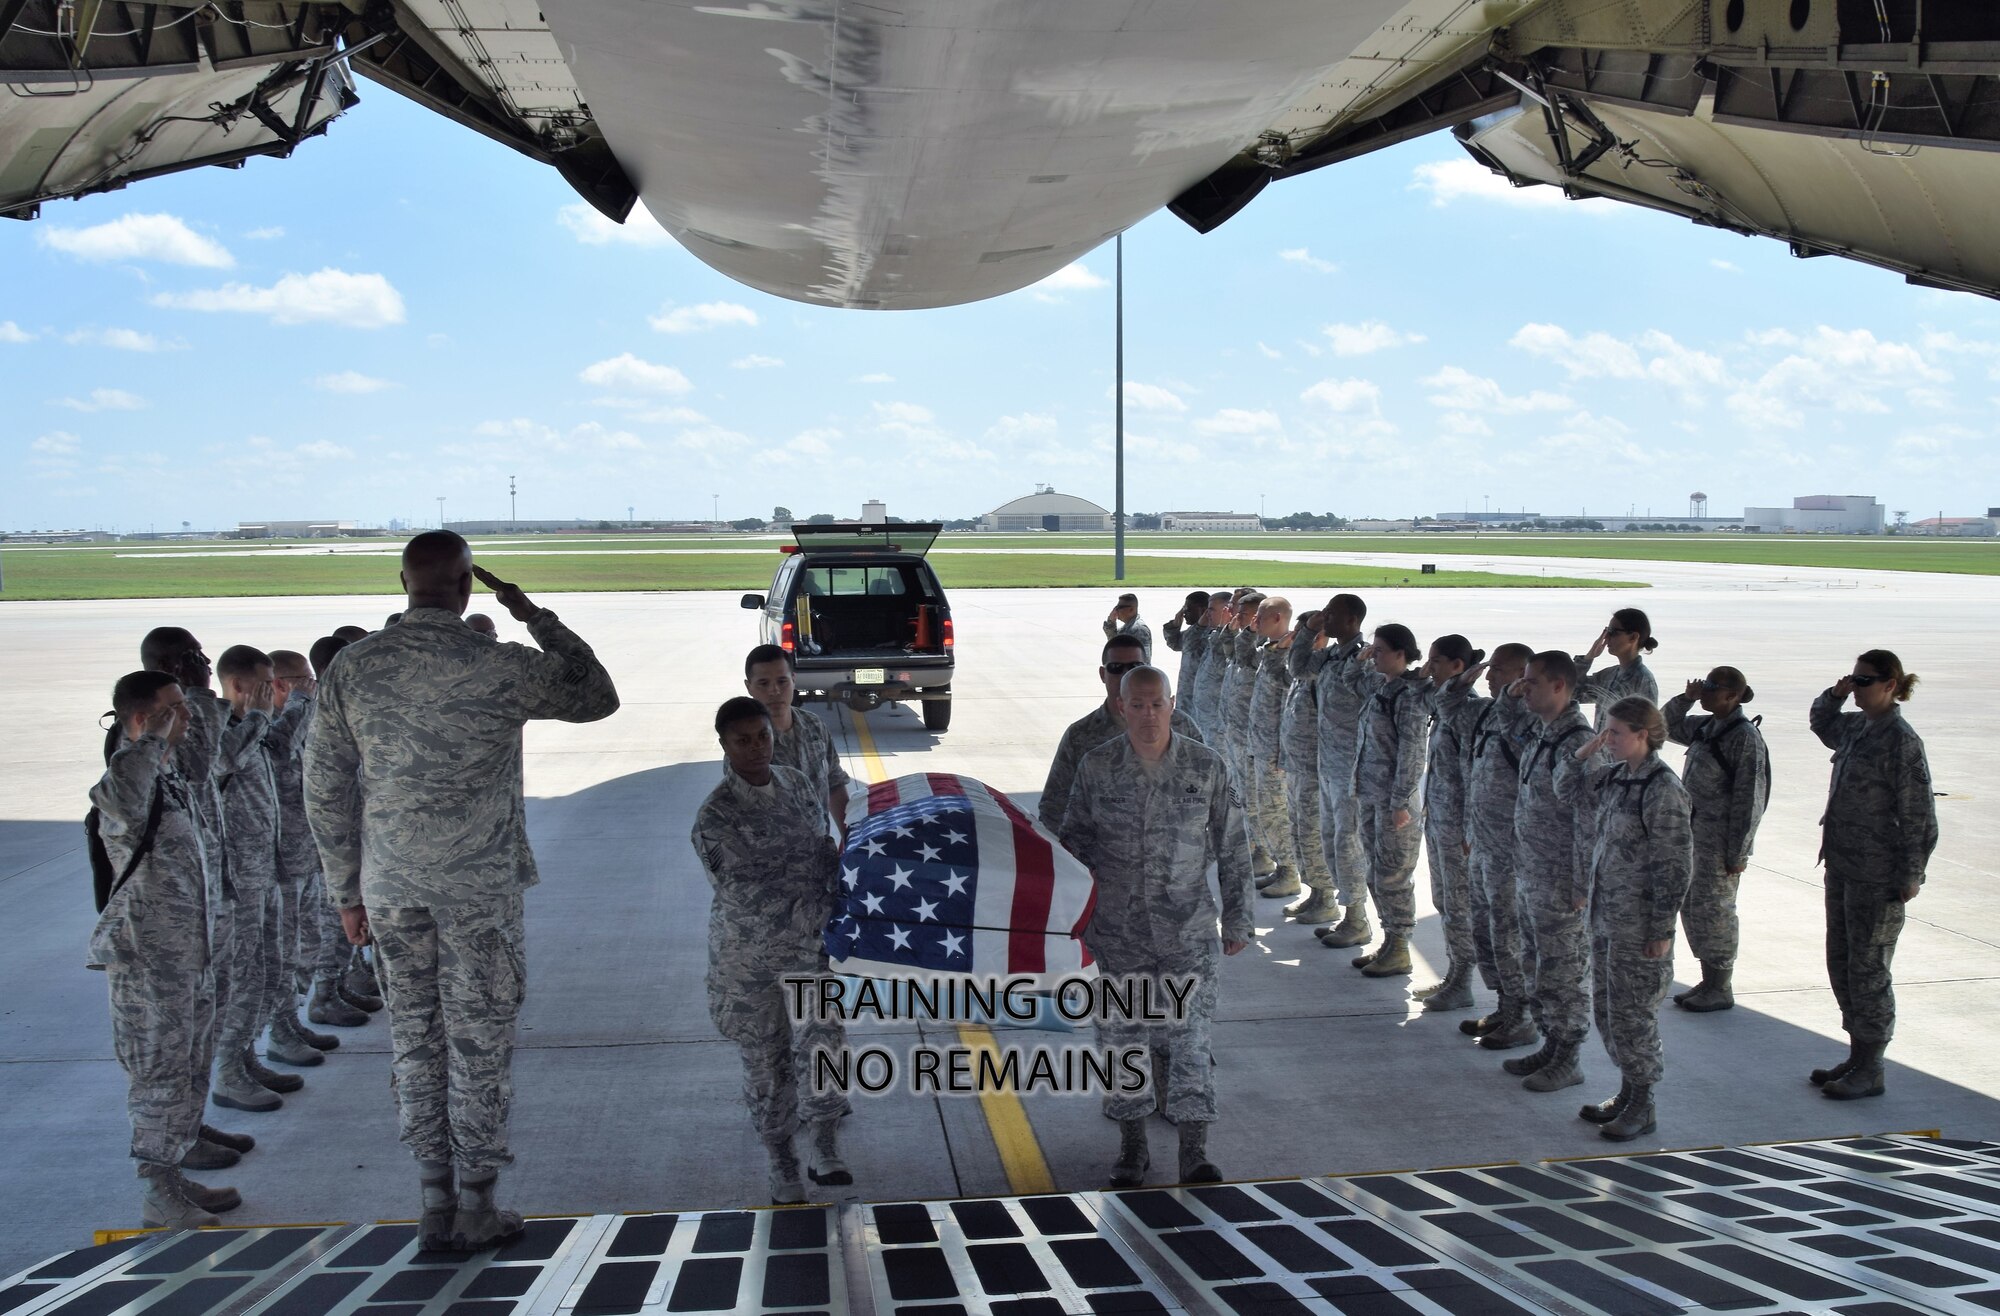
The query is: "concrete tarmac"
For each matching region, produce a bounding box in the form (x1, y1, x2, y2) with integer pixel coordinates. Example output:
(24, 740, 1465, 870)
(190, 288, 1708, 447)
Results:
(2, 562, 1997, 1277)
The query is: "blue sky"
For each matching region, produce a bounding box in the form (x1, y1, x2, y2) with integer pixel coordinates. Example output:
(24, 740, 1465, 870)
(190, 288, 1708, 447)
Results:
(5, 84, 1997, 533)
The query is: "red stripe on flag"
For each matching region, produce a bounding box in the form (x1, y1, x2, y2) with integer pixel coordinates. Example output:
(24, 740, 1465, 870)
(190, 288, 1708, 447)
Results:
(926, 772, 965, 800)
(866, 779, 901, 814)
(989, 788, 1055, 975)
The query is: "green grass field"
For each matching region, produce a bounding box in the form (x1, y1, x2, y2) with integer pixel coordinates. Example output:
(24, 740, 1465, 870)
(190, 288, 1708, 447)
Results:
(0, 545, 1616, 600)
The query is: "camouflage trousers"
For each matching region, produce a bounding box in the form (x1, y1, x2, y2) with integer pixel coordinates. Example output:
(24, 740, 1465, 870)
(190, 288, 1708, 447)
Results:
(217, 877, 286, 1054)
(1470, 844, 1529, 1005)
(291, 865, 351, 987)
(1096, 940, 1220, 1123)
(709, 972, 848, 1142)
(1316, 777, 1367, 909)
(1515, 859, 1590, 1045)
(104, 931, 216, 1165)
(1358, 802, 1420, 938)
(1590, 934, 1674, 1084)
(1825, 871, 1906, 1046)
(372, 896, 526, 1173)
(1247, 757, 1294, 871)
(1424, 813, 1478, 977)
(1680, 862, 1741, 970)
(1282, 756, 1334, 897)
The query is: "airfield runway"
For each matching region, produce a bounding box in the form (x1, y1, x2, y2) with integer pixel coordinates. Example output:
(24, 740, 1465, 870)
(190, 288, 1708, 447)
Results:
(2, 557, 1997, 1275)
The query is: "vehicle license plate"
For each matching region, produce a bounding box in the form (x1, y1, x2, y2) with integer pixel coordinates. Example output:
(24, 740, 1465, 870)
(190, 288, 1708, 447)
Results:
(854, 668, 886, 685)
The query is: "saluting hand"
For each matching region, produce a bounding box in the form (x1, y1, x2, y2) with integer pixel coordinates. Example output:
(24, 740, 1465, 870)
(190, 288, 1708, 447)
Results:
(473, 564, 541, 622)
(1576, 728, 1610, 760)
(1585, 628, 1608, 661)
(142, 702, 183, 742)
(1683, 678, 1706, 701)
(1457, 661, 1489, 690)
(1832, 675, 1856, 700)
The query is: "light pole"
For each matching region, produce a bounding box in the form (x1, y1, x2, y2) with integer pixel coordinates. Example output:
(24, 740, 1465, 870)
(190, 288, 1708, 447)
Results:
(437, 496, 446, 529)
(509, 475, 517, 527)
(712, 493, 720, 528)
(1114, 232, 1125, 581)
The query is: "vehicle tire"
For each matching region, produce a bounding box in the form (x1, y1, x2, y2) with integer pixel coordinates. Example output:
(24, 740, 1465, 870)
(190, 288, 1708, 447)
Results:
(922, 698, 952, 732)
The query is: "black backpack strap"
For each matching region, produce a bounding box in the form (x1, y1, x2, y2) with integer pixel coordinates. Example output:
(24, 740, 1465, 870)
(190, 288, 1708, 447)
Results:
(108, 780, 167, 905)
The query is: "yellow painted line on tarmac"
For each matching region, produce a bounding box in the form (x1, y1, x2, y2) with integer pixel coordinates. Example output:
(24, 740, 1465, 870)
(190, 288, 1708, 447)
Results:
(846, 708, 1057, 1197)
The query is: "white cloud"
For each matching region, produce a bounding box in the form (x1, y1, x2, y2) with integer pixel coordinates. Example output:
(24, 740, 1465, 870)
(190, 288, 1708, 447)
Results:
(1437, 411, 1493, 436)
(1029, 262, 1109, 302)
(558, 202, 674, 248)
(1323, 320, 1426, 356)
(244, 226, 286, 241)
(312, 370, 393, 394)
(631, 405, 707, 425)
(1510, 323, 1643, 378)
(1420, 365, 1574, 413)
(153, 268, 405, 328)
(1255, 341, 1283, 361)
(580, 352, 693, 394)
(1509, 323, 1726, 395)
(460, 419, 649, 460)
(648, 300, 758, 333)
(0, 320, 33, 343)
(1279, 248, 1338, 274)
(1710, 258, 1741, 273)
(985, 413, 1059, 442)
(731, 354, 784, 369)
(788, 428, 840, 456)
(38, 213, 234, 267)
(1122, 381, 1187, 414)
(1300, 378, 1382, 413)
(854, 372, 895, 384)
(57, 388, 147, 412)
(32, 432, 80, 454)
(1726, 325, 1951, 429)
(66, 326, 181, 352)
(874, 401, 935, 425)
(1194, 408, 1281, 436)
(1410, 159, 1582, 211)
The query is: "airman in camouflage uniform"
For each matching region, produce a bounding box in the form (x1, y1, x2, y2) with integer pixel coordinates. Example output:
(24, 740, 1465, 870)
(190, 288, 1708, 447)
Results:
(1245, 601, 1297, 896)
(1039, 635, 1203, 834)
(306, 536, 619, 1249)
(211, 648, 291, 1112)
(1300, 600, 1371, 945)
(1279, 616, 1337, 921)
(259, 676, 336, 1064)
(1506, 655, 1595, 1093)
(1664, 677, 1772, 1013)
(692, 728, 847, 1203)
(1060, 666, 1253, 1188)
(1418, 674, 1478, 1009)
(1103, 594, 1153, 662)
(1557, 729, 1693, 1141)
(1160, 592, 1213, 717)
(745, 645, 851, 821)
(1458, 670, 1540, 1050)
(1576, 610, 1660, 734)
(1807, 658, 1939, 1100)
(1190, 596, 1234, 735)
(89, 676, 230, 1228)
(1337, 641, 1429, 976)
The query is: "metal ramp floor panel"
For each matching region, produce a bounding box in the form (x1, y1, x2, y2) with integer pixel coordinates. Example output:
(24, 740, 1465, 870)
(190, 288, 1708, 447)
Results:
(13, 1138, 2000, 1316)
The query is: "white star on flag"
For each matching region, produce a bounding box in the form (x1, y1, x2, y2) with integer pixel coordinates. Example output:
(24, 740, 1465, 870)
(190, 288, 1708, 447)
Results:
(940, 930, 965, 957)
(912, 898, 938, 922)
(887, 927, 912, 950)
(861, 893, 885, 915)
(941, 872, 969, 896)
(884, 866, 914, 890)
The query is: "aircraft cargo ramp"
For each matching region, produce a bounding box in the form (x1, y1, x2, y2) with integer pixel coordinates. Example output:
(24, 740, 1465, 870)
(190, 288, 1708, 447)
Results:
(16, 1135, 2000, 1316)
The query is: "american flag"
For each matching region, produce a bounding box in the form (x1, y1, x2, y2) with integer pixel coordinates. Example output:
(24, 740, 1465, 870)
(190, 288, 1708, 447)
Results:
(826, 773, 1097, 991)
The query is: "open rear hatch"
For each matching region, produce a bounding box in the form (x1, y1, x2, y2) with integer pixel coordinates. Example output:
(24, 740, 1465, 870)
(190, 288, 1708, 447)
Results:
(790, 522, 941, 557)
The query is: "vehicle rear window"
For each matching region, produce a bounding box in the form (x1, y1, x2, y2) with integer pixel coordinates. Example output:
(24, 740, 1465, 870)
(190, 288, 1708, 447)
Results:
(803, 565, 909, 596)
